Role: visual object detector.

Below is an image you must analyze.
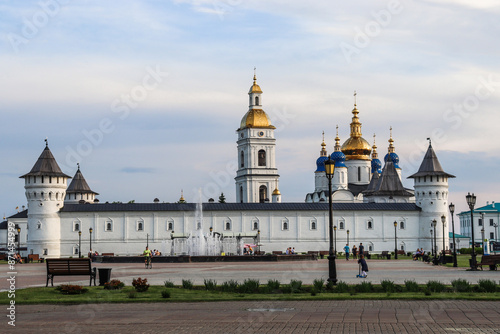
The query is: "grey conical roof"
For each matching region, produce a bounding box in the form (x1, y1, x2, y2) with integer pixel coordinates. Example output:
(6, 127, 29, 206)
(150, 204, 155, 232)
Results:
(408, 143, 455, 178)
(364, 161, 413, 197)
(365, 172, 380, 192)
(20, 144, 71, 179)
(66, 168, 98, 195)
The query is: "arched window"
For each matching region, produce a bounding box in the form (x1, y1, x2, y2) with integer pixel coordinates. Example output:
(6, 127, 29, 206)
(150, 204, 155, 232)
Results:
(37, 222, 42, 229)
(367, 221, 373, 229)
(258, 150, 266, 166)
(225, 220, 231, 230)
(137, 221, 144, 231)
(106, 221, 112, 231)
(253, 221, 259, 230)
(239, 186, 243, 203)
(75, 223, 80, 231)
(255, 96, 259, 105)
(339, 221, 344, 230)
(240, 151, 244, 168)
(259, 185, 267, 203)
(311, 221, 317, 230)
(167, 220, 174, 231)
(282, 220, 289, 230)
(358, 167, 361, 181)
(400, 221, 405, 229)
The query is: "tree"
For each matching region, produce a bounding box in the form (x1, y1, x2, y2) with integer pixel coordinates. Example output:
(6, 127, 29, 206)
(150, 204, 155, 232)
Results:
(218, 193, 226, 203)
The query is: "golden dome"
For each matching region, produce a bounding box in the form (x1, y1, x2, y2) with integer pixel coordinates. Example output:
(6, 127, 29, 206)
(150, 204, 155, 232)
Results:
(341, 104, 371, 160)
(249, 74, 262, 94)
(239, 109, 276, 129)
(272, 188, 281, 195)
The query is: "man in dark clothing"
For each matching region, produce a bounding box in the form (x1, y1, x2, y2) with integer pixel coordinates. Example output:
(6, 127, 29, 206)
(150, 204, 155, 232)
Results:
(359, 243, 364, 257)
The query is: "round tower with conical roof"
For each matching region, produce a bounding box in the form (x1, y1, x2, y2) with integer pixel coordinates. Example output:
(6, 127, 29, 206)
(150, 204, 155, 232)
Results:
(65, 163, 98, 204)
(20, 140, 71, 258)
(408, 140, 455, 253)
(235, 73, 280, 203)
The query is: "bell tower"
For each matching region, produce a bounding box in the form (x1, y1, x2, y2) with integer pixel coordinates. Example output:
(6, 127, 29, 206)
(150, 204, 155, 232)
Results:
(235, 73, 280, 203)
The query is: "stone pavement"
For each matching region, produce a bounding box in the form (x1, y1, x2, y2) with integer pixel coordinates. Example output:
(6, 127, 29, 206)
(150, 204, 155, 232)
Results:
(5, 300, 500, 333)
(2, 258, 500, 290)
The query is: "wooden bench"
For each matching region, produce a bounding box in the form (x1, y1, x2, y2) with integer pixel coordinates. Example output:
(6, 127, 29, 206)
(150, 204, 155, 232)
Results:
(272, 251, 283, 255)
(0, 254, 7, 261)
(307, 251, 319, 257)
(28, 254, 44, 263)
(101, 253, 114, 256)
(397, 250, 405, 255)
(478, 255, 500, 271)
(376, 251, 391, 259)
(46, 258, 96, 287)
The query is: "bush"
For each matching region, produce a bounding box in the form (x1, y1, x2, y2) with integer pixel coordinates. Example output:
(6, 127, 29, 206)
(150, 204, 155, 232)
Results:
(104, 279, 124, 290)
(266, 279, 280, 292)
(313, 279, 324, 292)
(128, 290, 137, 298)
(164, 280, 175, 288)
(57, 284, 88, 295)
(451, 279, 471, 292)
(426, 280, 445, 293)
(221, 280, 239, 293)
(161, 289, 171, 298)
(335, 281, 349, 293)
(381, 280, 396, 293)
(204, 279, 217, 291)
(182, 279, 194, 290)
(239, 279, 260, 293)
(289, 280, 303, 293)
(404, 280, 420, 293)
(459, 247, 483, 255)
(310, 288, 317, 296)
(354, 281, 373, 293)
(132, 277, 150, 292)
(477, 279, 497, 293)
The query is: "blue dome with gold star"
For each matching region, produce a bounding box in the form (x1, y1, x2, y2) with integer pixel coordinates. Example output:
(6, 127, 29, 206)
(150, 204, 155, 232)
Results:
(330, 151, 347, 168)
(315, 156, 328, 172)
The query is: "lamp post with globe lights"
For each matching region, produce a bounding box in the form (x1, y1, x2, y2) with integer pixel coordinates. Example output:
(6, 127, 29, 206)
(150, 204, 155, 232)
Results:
(466, 192, 477, 270)
(449, 203, 458, 267)
(323, 157, 337, 285)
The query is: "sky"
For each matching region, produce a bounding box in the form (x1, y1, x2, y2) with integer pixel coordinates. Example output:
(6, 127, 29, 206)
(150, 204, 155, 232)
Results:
(1, 0, 500, 230)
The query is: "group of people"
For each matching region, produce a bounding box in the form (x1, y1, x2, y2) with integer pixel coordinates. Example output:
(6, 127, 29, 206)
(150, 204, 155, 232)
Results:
(243, 246, 254, 255)
(413, 248, 426, 261)
(285, 247, 296, 255)
(88, 250, 99, 260)
(343, 243, 364, 261)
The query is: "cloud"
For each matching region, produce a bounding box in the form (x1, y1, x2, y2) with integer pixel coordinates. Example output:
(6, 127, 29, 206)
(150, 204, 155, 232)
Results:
(120, 167, 156, 174)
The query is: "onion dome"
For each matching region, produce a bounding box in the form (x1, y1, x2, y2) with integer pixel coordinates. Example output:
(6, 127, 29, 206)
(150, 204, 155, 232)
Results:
(341, 94, 371, 160)
(330, 125, 347, 167)
(371, 134, 382, 174)
(238, 74, 276, 130)
(315, 132, 329, 172)
(272, 188, 281, 196)
(383, 127, 400, 169)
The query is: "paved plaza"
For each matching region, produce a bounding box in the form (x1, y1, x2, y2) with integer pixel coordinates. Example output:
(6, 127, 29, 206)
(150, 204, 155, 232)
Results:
(2, 259, 500, 333)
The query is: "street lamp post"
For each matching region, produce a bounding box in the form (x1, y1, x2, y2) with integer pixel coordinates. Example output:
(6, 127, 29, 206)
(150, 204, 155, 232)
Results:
(334, 225, 337, 255)
(89, 227, 93, 255)
(78, 231, 82, 258)
(257, 229, 261, 254)
(449, 203, 458, 267)
(147, 233, 149, 248)
(324, 157, 337, 285)
(494, 223, 498, 254)
(481, 212, 485, 253)
(432, 220, 437, 263)
(441, 215, 446, 261)
(466, 192, 477, 270)
(430, 229, 434, 256)
(347, 230, 350, 247)
(394, 221, 398, 259)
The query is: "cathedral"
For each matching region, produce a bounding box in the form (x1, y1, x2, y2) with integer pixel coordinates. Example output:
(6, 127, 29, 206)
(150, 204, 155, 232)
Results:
(2, 75, 455, 258)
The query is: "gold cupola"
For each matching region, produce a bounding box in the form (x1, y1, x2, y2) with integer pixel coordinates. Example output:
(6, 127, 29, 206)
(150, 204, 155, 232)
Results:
(239, 73, 276, 130)
(341, 94, 372, 160)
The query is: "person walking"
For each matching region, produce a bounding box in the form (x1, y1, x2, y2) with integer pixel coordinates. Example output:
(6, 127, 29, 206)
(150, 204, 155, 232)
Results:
(143, 246, 152, 269)
(343, 244, 350, 261)
(352, 245, 358, 259)
(359, 243, 364, 257)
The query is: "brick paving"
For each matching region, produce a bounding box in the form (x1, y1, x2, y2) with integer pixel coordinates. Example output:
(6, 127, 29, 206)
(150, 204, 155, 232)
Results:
(2, 260, 500, 333)
(3, 300, 500, 333)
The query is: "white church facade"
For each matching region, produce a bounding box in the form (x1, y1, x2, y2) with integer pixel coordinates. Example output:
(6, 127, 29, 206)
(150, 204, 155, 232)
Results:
(2, 76, 456, 258)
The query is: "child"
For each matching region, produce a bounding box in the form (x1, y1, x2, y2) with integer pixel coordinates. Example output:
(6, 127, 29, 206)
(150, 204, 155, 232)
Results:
(357, 254, 369, 278)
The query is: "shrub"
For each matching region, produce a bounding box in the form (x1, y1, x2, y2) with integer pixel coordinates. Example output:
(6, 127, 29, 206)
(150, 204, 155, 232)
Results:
(426, 280, 445, 293)
(354, 281, 373, 293)
(404, 280, 420, 293)
(132, 277, 150, 292)
(335, 281, 349, 293)
(266, 279, 280, 292)
(182, 279, 194, 290)
(477, 279, 497, 293)
(313, 279, 324, 292)
(164, 280, 175, 288)
(380, 280, 396, 293)
(310, 288, 317, 296)
(161, 289, 171, 298)
(423, 288, 431, 296)
(451, 279, 471, 292)
(104, 279, 124, 290)
(204, 279, 217, 291)
(289, 280, 303, 293)
(57, 284, 88, 295)
(128, 290, 137, 298)
(221, 280, 239, 293)
(239, 279, 260, 293)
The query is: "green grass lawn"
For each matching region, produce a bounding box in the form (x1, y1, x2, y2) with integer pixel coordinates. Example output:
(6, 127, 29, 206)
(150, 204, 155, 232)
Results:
(1, 285, 499, 305)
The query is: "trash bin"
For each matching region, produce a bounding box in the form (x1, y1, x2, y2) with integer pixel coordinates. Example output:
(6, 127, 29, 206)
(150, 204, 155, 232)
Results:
(98, 268, 112, 286)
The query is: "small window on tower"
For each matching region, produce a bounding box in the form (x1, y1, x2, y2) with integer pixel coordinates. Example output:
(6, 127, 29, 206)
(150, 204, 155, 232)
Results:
(255, 96, 259, 105)
(240, 151, 244, 168)
(258, 150, 266, 166)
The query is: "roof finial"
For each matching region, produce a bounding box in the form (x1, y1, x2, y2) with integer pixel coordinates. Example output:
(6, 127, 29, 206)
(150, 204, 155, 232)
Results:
(388, 127, 395, 153)
(373, 133, 376, 145)
(390, 126, 393, 138)
(44, 137, 48, 147)
(354, 90, 357, 106)
(253, 67, 256, 82)
(77, 162, 80, 170)
(427, 137, 431, 147)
